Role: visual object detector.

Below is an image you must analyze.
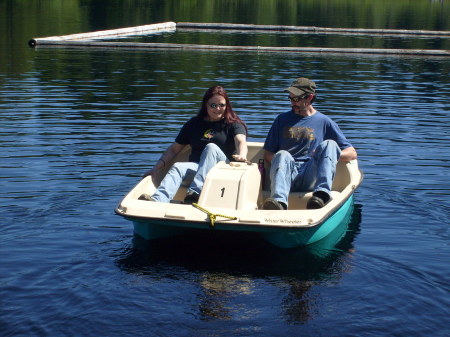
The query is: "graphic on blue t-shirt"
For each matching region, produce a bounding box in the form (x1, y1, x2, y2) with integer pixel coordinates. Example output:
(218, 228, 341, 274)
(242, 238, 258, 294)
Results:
(284, 126, 315, 141)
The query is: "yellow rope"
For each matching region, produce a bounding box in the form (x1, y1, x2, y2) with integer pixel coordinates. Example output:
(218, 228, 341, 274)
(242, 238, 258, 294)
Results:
(192, 203, 237, 227)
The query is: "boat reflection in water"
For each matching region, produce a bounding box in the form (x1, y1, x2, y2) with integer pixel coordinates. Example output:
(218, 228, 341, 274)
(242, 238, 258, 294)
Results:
(115, 203, 362, 323)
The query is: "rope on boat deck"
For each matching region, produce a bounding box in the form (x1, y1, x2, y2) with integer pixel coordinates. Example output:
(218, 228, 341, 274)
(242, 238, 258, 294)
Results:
(192, 203, 237, 228)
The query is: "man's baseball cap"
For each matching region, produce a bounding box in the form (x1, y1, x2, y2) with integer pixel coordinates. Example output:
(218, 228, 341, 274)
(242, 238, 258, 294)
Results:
(285, 78, 316, 96)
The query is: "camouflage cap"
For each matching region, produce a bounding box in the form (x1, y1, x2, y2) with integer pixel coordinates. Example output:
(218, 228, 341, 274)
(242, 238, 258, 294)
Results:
(285, 77, 317, 96)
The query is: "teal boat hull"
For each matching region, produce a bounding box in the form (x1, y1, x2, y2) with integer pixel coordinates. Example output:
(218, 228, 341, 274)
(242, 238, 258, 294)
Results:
(261, 196, 354, 248)
(131, 195, 355, 249)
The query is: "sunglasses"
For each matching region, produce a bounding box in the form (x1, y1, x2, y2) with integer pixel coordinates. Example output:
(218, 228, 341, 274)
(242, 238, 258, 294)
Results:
(288, 94, 310, 102)
(209, 103, 226, 109)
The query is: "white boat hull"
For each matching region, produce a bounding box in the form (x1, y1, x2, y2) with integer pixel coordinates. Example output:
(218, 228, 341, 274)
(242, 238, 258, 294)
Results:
(116, 142, 363, 248)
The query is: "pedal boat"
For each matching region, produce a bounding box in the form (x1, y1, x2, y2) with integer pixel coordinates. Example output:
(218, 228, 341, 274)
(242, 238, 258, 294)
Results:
(115, 141, 363, 248)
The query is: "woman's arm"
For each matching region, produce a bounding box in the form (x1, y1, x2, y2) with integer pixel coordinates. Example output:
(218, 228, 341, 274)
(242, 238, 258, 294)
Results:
(142, 142, 186, 178)
(232, 133, 248, 162)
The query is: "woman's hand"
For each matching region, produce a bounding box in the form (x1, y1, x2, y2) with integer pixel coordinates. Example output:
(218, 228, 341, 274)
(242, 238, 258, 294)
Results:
(232, 154, 248, 162)
(142, 167, 157, 178)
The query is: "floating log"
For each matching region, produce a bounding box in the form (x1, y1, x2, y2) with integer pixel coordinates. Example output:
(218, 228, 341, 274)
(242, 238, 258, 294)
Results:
(28, 22, 176, 47)
(177, 22, 450, 37)
(28, 21, 450, 56)
(30, 40, 450, 57)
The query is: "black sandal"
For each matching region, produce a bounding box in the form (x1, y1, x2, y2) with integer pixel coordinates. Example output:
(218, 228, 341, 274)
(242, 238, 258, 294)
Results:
(306, 191, 330, 209)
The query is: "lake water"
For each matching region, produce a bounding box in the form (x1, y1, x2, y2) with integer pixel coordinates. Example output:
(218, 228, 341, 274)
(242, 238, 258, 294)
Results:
(1, 1, 450, 336)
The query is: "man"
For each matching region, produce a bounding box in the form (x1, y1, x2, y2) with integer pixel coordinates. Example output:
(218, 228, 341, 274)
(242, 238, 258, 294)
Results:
(263, 77, 357, 210)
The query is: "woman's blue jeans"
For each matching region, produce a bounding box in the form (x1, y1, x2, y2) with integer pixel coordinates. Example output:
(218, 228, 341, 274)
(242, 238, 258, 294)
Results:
(151, 143, 228, 203)
(269, 140, 341, 207)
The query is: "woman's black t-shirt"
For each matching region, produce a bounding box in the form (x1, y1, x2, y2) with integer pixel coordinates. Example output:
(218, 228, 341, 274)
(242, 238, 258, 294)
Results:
(175, 117, 246, 163)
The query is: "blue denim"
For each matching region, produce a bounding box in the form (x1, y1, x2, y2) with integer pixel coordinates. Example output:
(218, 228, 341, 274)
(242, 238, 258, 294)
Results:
(151, 143, 228, 203)
(269, 140, 341, 207)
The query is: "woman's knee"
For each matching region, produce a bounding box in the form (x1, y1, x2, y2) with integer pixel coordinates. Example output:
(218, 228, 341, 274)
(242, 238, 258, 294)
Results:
(169, 162, 189, 175)
(203, 143, 221, 153)
(201, 142, 226, 162)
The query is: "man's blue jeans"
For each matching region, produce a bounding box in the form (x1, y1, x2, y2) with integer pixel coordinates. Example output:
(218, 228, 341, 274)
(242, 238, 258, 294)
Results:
(269, 140, 341, 207)
(151, 143, 228, 203)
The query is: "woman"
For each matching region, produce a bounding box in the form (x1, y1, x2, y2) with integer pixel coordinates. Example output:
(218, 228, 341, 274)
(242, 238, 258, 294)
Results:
(140, 86, 248, 204)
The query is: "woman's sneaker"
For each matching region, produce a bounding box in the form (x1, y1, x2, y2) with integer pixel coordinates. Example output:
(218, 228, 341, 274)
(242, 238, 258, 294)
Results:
(183, 191, 199, 204)
(138, 194, 156, 201)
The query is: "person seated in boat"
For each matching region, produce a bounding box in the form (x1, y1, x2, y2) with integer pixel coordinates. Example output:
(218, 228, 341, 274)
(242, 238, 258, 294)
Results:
(262, 77, 357, 210)
(139, 85, 248, 204)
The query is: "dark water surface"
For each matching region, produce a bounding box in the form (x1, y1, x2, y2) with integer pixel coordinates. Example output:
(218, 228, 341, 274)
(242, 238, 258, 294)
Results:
(1, 1, 450, 336)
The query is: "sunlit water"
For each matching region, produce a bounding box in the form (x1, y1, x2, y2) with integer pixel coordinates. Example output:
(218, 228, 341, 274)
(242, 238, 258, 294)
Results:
(1, 44, 449, 336)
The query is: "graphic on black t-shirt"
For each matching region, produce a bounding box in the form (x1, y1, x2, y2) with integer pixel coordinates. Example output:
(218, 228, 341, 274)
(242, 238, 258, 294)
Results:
(202, 129, 214, 140)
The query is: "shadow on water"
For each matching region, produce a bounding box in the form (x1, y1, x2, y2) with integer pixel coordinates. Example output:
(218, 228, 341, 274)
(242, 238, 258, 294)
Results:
(114, 205, 362, 323)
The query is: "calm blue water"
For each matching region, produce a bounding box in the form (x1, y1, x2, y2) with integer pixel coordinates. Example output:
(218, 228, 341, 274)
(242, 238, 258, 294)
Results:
(2, 3, 450, 336)
(2, 47, 449, 336)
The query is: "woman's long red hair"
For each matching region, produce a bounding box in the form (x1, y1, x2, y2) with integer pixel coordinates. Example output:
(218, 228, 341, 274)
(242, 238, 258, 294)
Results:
(196, 86, 247, 134)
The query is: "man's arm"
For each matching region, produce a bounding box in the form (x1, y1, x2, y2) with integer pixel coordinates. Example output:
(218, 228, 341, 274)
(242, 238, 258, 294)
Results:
(264, 150, 275, 164)
(340, 146, 357, 162)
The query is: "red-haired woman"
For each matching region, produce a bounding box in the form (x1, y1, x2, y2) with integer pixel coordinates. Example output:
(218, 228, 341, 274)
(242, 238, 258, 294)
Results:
(140, 86, 248, 204)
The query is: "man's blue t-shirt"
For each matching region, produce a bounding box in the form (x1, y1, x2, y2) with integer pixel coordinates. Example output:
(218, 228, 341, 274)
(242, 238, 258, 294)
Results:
(263, 110, 352, 162)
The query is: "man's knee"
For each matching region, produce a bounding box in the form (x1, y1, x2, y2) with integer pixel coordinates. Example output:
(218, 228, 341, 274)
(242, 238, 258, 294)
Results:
(316, 140, 340, 159)
(319, 139, 338, 150)
(274, 150, 292, 162)
(272, 150, 294, 171)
